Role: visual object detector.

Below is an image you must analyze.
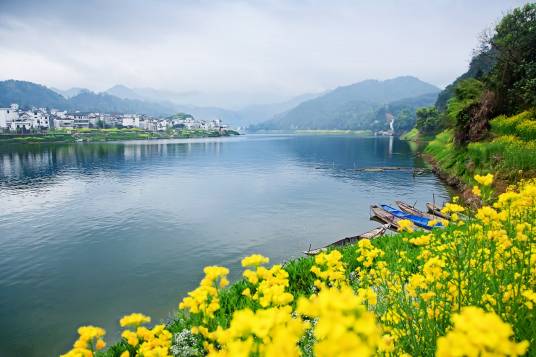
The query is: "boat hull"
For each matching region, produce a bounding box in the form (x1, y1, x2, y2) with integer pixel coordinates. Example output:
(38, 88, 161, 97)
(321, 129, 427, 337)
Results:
(396, 200, 438, 220)
(304, 225, 388, 256)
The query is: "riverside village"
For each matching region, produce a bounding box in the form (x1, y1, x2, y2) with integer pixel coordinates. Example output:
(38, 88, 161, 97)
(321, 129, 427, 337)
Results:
(0, 103, 230, 134)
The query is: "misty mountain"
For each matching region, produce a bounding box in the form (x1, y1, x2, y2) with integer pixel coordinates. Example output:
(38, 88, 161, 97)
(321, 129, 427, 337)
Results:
(51, 87, 89, 99)
(0, 80, 67, 109)
(0, 80, 248, 126)
(106, 86, 200, 105)
(105, 85, 146, 101)
(102, 84, 319, 127)
(68, 91, 176, 115)
(0, 80, 176, 115)
(104, 85, 246, 126)
(368, 92, 440, 132)
(238, 93, 322, 124)
(251, 76, 440, 130)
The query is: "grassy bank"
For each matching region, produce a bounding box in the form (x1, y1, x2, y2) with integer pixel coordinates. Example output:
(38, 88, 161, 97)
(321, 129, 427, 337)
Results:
(0, 128, 239, 145)
(400, 128, 435, 142)
(424, 111, 536, 191)
(62, 178, 535, 357)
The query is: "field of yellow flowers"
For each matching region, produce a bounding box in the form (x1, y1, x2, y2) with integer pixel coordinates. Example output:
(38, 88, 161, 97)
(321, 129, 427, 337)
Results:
(62, 176, 535, 357)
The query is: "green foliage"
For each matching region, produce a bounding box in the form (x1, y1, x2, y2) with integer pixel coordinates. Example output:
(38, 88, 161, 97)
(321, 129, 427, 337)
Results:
(435, 50, 496, 111)
(400, 128, 420, 141)
(415, 106, 444, 135)
(446, 79, 485, 121)
(489, 3, 536, 114)
(167, 113, 194, 120)
(444, 79, 490, 145)
(430, 3, 536, 147)
(393, 108, 414, 132)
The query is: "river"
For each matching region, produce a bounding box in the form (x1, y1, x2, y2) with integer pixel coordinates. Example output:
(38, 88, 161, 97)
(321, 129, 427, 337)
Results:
(0, 134, 450, 356)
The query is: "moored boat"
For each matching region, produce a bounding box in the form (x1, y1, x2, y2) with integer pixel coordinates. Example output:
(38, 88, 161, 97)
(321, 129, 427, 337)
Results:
(370, 205, 406, 230)
(426, 202, 451, 220)
(381, 204, 442, 230)
(396, 200, 439, 220)
(304, 225, 388, 256)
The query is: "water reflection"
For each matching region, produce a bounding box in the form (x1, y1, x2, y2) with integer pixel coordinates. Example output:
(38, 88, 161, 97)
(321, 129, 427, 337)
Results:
(1, 136, 430, 190)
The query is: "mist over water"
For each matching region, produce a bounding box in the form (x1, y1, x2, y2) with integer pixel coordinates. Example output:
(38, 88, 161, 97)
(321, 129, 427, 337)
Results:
(0, 135, 450, 356)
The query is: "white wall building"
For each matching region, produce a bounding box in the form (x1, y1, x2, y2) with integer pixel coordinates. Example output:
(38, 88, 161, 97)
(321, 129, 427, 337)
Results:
(122, 115, 140, 128)
(0, 104, 20, 131)
(28, 110, 50, 130)
(9, 113, 33, 132)
(53, 117, 75, 129)
(72, 114, 90, 129)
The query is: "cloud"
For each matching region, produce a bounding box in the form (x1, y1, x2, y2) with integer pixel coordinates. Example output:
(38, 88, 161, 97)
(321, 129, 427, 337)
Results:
(0, 0, 529, 107)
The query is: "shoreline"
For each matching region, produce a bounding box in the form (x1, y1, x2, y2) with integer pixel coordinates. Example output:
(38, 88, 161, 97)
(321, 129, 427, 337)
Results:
(0, 129, 240, 145)
(422, 153, 482, 207)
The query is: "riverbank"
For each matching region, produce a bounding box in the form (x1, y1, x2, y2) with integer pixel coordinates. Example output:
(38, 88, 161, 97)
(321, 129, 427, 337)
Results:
(423, 112, 536, 190)
(0, 128, 240, 145)
(400, 128, 435, 142)
(62, 178, 536, 357)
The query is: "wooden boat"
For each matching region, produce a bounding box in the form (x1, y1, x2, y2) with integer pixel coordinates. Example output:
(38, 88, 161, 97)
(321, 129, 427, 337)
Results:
(426, 202, 451, 220)
(304, 225, 388, 256)
(396, 200, 438, 220)
(381, 204, 442, 230)
(370, 205, 406, 230)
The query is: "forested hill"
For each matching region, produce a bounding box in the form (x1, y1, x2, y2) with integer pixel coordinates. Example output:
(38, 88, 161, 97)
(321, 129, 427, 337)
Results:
(0, 80, 67, 109)
(250, 76, 440, 131)
(0, 80, 176, 115)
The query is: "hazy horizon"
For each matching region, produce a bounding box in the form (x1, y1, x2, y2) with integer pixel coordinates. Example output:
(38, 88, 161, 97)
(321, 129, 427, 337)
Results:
(0, 0, 529, 108)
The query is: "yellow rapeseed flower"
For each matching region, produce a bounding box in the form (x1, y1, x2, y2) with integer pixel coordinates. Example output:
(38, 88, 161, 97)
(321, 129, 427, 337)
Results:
(119, 313, 151, 328)
(241, 254, 270, 267)
(474, 173, 494, 186)
(398, 219, 414, 233)
(409, 234, 431, 246)
(436, 307, 528, 357)
(297, 286, 380, 357)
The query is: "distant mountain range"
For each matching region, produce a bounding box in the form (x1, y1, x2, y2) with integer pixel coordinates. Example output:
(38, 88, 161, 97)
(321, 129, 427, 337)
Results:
(1, 80, 247, 125)
(1, 76, 440, 130)
(251, 76, 440, 131)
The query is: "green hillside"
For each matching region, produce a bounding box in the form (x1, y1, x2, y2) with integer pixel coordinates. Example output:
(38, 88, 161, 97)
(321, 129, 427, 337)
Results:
(0, 80, 67, 109)
(251, 76, 439, 131)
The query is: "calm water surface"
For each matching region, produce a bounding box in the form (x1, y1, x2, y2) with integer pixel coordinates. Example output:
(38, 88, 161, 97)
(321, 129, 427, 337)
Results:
(0, 135, 450, 356)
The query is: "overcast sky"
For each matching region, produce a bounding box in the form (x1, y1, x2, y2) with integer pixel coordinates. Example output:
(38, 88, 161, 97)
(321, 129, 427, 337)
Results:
(0, 0, 529, 107)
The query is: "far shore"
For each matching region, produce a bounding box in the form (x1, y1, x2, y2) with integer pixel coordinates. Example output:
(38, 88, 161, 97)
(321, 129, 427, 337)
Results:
(248, 129, 374, 136)
(0, 128, 240, 145)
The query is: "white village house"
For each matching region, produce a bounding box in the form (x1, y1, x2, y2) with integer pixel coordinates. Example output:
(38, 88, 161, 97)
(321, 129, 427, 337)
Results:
(0, 103, 231, 134)
(0, 104, 20, 132)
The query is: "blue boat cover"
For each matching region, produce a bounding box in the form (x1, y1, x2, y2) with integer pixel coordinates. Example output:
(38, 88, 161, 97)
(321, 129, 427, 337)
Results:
(381, 204, 442, 229)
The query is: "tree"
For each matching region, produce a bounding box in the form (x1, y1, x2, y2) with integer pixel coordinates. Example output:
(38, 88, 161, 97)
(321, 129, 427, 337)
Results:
(393, 108, 415, 133)
(415, 107, 442, 135)
(487, 3, 536, 114)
